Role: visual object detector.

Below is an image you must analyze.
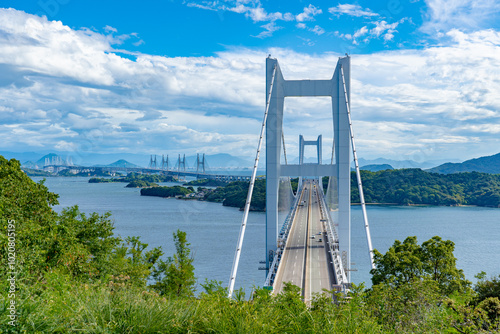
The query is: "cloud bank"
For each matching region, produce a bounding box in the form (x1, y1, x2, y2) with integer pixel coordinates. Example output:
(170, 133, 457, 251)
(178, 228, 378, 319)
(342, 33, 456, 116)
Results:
(0, 8, 499, 163)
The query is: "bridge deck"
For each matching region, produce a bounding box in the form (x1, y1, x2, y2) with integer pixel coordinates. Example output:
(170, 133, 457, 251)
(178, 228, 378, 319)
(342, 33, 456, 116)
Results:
(43, 165, 253, 181)
(273, 180, 336, 302)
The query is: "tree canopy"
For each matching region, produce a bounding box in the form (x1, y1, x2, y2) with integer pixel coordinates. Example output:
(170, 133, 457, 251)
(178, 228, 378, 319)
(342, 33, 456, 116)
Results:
(151, 230, 196, 297)
(203, 179, 266, 211)
(350, 169, 500, 207)
(371, 235, 470, 295)
(0, 156, 192, 291)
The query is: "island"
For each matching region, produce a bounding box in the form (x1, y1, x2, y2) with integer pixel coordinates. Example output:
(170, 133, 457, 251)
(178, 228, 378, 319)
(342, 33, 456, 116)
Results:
(89, 172, 174, 184)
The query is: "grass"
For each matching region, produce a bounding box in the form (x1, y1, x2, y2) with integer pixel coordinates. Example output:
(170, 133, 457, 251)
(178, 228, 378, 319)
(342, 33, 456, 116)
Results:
(0, 278, 387, 333)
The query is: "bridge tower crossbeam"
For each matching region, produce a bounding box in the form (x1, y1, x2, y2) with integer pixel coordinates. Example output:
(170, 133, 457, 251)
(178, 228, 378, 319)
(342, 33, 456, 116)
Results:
(149, 155, 158, 169)
(161, 155, 170, 170)
(299, 135, 322, 165)
(196, 153, 206, 174)
(298, 134, 323, 190)
(177, 154, 186, 173)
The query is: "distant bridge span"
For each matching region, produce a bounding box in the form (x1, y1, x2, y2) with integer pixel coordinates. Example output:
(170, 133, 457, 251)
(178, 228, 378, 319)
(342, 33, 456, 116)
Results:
(42, 164, 257, 182)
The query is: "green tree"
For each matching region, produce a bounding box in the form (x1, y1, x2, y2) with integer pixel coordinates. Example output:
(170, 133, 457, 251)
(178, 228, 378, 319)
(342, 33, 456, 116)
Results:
(366, 279, 450, 333)
(421, 236, 468, 294)
(371, 236, 469, 295)
(152, 229, 195, 297)
(0, 157, 59, 280)
(0, 155, 163, 285)
(447, 296, 500, 333)
(371, 236, 424, 286)
(474, 272, 500, 305)
(110, 236, 164, 286)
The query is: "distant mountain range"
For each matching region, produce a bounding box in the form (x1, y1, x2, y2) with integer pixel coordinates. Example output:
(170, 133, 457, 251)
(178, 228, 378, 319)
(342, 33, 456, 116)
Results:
(428, 152, 500, 174)
(6, 150, 500, 174)
(360, 164, 394, 172)
(1, 151, 253, 169)
(29, 154, 140, 169)
(1, 151, 150, 167)
(94, 159, 139, 168)
(291, 157, 450, 169)
(184, 153, 252, 169)
(357, 157, 457, 169)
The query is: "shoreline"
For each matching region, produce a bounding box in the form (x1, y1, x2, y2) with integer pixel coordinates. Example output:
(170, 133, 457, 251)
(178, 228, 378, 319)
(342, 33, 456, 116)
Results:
(351, 203, 496, 208)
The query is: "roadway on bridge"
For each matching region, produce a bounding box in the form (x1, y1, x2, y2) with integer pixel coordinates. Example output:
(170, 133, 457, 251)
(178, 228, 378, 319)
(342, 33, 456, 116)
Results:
(273, 180, 335, 301)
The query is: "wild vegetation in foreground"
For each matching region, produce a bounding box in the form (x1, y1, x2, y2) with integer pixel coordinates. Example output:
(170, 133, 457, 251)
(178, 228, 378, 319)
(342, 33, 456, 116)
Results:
(1, 155, 500, 333)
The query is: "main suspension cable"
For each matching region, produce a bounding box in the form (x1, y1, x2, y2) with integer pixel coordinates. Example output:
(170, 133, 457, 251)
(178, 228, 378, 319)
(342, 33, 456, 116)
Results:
(340, 65, 375, 270)
(227, 65, 277, 298)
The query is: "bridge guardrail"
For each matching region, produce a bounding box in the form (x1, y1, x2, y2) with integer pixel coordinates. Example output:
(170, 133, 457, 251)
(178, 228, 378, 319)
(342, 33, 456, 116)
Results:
(318, 190, 348, 286)
(265, 183, 348, 290)
(264, 187, 302, 287)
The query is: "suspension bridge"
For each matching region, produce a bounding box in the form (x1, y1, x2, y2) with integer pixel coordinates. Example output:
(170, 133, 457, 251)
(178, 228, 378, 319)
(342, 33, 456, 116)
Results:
(227, 55, 375, 301)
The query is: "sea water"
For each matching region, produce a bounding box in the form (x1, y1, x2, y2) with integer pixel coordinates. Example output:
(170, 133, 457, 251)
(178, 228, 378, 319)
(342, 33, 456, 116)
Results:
(32, 177, 500, 292)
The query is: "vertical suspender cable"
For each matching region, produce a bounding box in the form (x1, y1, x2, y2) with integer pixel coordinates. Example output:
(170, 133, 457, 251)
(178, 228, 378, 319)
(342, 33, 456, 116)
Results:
(282, 131, 288, 165)
(340, 66, 375, 270)
(228, 65, 277, 298)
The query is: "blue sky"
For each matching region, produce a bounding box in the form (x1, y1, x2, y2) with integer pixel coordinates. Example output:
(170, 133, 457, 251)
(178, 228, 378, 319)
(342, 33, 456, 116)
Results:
(0, 0, 500, 165)
(1, 0, 428, 56)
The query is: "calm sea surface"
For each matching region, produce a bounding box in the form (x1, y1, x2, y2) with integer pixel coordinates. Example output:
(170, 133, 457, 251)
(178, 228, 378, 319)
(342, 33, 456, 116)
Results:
(32, 177, 500, 292)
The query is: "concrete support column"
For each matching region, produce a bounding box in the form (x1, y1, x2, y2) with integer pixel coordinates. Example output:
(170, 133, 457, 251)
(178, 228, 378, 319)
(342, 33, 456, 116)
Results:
(333, 57, 351, 281)
(266, 58, 285, 272)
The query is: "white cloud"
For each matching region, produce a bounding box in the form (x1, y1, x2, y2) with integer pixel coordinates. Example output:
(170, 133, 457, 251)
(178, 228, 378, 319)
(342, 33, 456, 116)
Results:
(283, 12, 294, 21)
(188, 0, 293, 24)
(353, 26, 368, 38)
(296, 23, 325, 36)
(338, 18, 407, 45)
(55, 140, 78, 151)
(186, 1, 316, 37)
(328, 4, 379, 18)
(254, 22, 282, 38)
(347, 26, 369, 44)
(310, 25, 325, 35)
(245, 6, 269, 22)
(1, 9, 500, 161)
(421, 0, 500, 33)
(104, 25, 117, 33)
(370, 20, 399, 37)
(295, 4, 322, 22)
(133, 39, 145, 46)
(186, 2, 218, 11)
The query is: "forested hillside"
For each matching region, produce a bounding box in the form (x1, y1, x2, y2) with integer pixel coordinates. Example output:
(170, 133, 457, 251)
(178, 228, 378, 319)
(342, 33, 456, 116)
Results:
(200, 169, 500, 212)
(350, 169, 500, 207)
(429, 152, 500, 174)
(204, 179, 266, 211)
